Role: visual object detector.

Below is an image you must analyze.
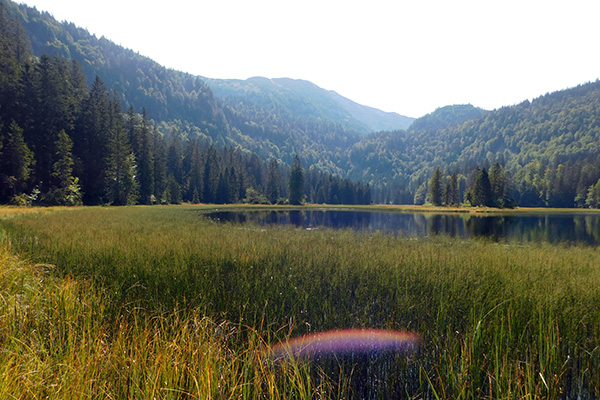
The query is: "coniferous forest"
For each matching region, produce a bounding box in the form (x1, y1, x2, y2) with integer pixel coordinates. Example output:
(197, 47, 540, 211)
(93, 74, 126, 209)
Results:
(2, 0, 600, 208)
(0, 4, 370, 206)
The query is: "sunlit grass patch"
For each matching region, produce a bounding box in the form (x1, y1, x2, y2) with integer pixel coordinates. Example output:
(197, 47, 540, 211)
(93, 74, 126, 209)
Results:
(1, 205, 599, 398)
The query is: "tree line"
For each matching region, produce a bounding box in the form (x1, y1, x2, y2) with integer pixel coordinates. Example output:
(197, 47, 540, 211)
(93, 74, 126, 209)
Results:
(422, 160, 600, 209)
(0, 5, 370, 206)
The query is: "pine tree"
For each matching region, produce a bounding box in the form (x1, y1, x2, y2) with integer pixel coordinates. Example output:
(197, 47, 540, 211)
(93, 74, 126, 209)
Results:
(266, 159, 281, 204)
(134, 108, 154, 204)
(46, 129, 82, 205)
(153, 128, 167, 203)
(0, 121, 33, 202)
(448, 172, 460, 205)
(471, 168, 493, 207)
(74, 76, 112, 204)
(105, 98, 138, 205)
(186, 139, 203, 203)
(429, 166, 443, 206)
(288, 155, 305, 205)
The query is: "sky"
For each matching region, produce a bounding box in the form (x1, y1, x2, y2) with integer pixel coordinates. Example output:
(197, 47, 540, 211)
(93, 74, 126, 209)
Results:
(17, 0, 600, 118)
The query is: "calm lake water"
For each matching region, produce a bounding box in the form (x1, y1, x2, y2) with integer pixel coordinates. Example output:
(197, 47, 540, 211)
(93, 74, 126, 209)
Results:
(205, 209, 600, 245)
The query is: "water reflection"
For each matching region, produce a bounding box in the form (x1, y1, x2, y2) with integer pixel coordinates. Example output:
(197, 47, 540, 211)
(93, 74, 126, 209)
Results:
(205, 209, 600, 245)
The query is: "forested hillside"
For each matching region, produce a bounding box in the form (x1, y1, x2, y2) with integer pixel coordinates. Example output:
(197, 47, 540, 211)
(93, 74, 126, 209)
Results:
(348, 84, 600, 207)
(0, 0, 412, 175)
(0, 4, 370, 206)
(205, 76, 413, 136)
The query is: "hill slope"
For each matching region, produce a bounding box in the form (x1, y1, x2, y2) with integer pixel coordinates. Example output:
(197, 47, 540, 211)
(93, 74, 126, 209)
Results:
(347, 82, 600, 206)
(2, 0, 411, 173)
(205, 76, 414, 135)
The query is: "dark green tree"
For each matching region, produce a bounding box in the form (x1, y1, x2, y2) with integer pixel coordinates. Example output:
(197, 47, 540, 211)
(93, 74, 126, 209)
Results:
(429, 166, 444, 206)
(74, 76, 112, 204)
(288, 154, 305, 205)
(470, 168, 493, 207)
(0, 121, 33, 202)
(152, 128, 167, 203)
(45, 129, 82, 205)
(130, 108, 154, 204)
(266, 159, 281, 204)
(105, 98, 138, 205)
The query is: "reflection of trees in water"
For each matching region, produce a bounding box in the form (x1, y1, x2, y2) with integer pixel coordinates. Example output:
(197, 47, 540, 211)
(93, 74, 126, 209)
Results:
(425, 214, 465, 237)
(289, 210, 303, 227)
(464, 216, 515, 240)
(205, 211, 600, 245)
(584, 216, 600, 244)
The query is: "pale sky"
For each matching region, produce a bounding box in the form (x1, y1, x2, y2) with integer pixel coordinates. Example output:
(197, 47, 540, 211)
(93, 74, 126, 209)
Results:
(17, 0, 600, 118)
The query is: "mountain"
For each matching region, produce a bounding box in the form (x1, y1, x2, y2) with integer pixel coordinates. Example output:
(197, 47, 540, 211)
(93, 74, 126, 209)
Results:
(204, 76, 414, 135)
(347, 81, 600, 206)
(1, 0, 411, 174)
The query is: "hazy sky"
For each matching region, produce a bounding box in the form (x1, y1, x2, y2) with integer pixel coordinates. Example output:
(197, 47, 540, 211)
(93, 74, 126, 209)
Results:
(17, 0, 600, 118)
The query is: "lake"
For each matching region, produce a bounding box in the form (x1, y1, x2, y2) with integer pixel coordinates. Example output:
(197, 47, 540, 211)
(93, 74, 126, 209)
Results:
(205, 209, 600, 245)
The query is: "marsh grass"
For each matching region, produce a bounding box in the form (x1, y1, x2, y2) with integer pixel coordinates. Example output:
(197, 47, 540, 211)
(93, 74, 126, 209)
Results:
(1, 205, 600, 398)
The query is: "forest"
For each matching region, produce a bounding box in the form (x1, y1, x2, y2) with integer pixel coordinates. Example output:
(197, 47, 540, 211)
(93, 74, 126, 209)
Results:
(0, 4, 370, 206)
(2, 0, 600, 208)
(351, 97, 600, 208)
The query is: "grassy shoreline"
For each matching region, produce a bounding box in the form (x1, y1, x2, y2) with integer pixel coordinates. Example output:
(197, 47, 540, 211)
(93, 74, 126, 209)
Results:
(1, 205, 600, 398)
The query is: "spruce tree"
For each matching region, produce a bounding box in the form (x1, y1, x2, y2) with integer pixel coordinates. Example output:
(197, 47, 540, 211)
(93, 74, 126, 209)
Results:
(105, 98, 138, 205)
(266, 159, 280, 204)
(288, 155, 305, 205)
(47, 129, 82, 205)
(429, 166, 444, 206)
(0, 121, 33, 202)
(472, 168, 493, 207)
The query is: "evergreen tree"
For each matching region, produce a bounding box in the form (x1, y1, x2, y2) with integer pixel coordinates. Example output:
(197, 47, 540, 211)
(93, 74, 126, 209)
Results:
(429, 166, 444, 206)
(186, 139, 203, 203)
(105, 98, 138, 205)
(470, 168, 493, 207)
(288, 154, 305, 205)
(74, 76, 112, 204)
(135, 108, 154, 204)
(165, 174, 182, 204)
(266, 159, 281, 204)
(46, 129, 82, 205)
(152, 128, 167, 203)
(449, 172, 460, 205)
(0, 121, 33, 202)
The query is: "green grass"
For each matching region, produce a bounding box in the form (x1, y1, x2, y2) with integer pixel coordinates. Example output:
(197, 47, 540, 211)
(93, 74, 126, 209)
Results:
(1, 205, 600, 398)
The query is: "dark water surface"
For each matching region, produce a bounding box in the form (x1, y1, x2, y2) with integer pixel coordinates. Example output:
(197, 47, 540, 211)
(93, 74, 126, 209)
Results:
(205, 209, 600, 245)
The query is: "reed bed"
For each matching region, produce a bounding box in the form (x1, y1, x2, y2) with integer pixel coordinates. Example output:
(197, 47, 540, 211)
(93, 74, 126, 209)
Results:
(1, 205, 600, 398)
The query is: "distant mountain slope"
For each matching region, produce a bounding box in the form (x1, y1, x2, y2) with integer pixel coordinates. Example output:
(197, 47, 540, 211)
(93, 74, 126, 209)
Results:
(205, 76, 414, 134)
(347, 81, 600, 205)
(408, 104, 487, 132)
(2, 0, 412, 173)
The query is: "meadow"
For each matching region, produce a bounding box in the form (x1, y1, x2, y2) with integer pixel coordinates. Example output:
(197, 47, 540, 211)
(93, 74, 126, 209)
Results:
(1, 205, 599, 399)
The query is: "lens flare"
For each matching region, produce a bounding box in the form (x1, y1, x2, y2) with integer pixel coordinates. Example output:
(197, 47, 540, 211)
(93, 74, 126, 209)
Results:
(269, 328, 419, 360)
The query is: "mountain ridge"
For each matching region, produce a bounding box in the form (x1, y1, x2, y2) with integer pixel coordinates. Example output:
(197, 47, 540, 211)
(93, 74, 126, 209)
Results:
(203, 76, 414, 135)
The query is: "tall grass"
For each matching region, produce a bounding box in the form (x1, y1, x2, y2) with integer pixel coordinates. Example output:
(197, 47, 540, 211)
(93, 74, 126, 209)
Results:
(2, 205, 600, 398)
